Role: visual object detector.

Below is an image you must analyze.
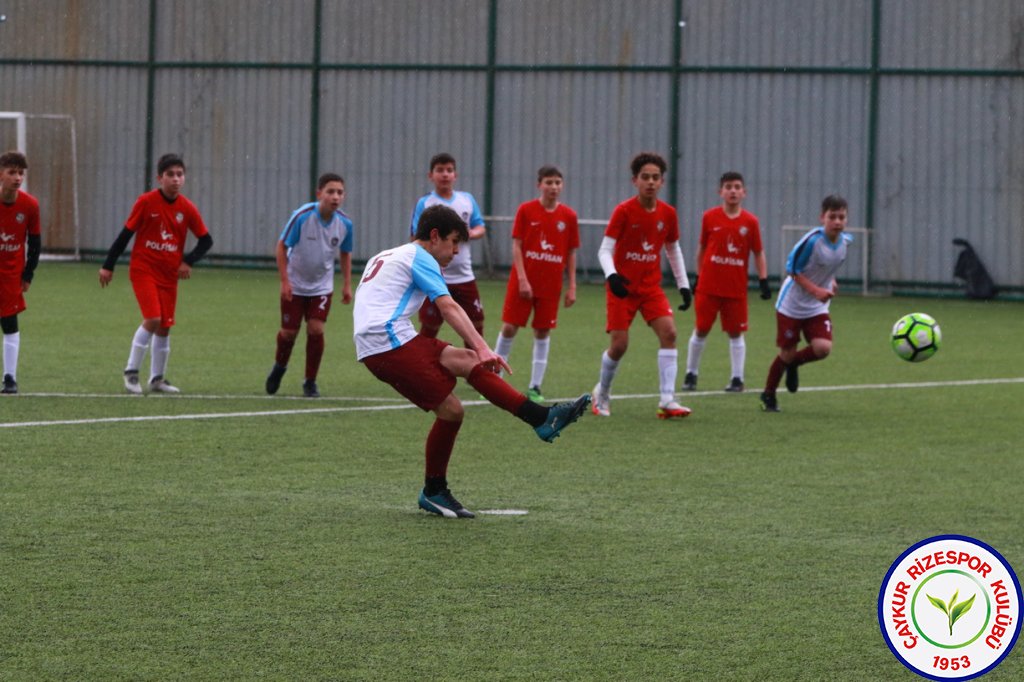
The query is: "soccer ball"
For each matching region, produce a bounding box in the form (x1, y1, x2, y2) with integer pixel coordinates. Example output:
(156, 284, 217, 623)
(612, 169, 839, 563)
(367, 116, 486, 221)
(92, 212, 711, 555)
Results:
(891, 312, 941, 362)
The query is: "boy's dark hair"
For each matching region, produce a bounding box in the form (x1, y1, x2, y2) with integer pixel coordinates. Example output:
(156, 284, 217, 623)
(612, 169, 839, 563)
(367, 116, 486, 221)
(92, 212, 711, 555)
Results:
(630, 152, 667, 177)
(0, 151, 28, 169)
(537, 165, 563, 183)
(821, 195, 848, 214)
(157, 153, 185, 175)
(719, 171, 744, 186)
(429, 152, 457, 172)
(416, 205, 469, 242)
(317, 172, 344, 190)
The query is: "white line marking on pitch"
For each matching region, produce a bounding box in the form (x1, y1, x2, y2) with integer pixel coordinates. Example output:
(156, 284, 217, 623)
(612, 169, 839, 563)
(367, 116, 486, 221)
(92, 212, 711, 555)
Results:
(478, 509, 529, 516)
(1, 377, 1021, 430)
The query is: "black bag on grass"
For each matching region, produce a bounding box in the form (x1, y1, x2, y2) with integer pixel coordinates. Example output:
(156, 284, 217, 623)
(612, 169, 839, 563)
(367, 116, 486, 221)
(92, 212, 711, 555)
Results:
(952, 238, 997, 300)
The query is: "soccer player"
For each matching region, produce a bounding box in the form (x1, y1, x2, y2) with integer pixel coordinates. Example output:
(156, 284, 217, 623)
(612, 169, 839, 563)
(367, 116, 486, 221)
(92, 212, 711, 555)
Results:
(409, 153, 487, 340)
(354, 204, 590, 519)
(493, 165, 579, 401)
(0, 151, 41, 395)
(592, 152, 693, 419)
(759, 195, 853, 412)
(99, 153, 213, 395)
(265, 172, 354, 398)
(683, 171, 770, 393)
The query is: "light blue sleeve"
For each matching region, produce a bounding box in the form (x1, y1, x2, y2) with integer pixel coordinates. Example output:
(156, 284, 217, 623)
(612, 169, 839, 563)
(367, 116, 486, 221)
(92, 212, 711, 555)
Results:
(409, 197, 426, 237)
(280, 206, 310, 247)
(786, 229, 822, 275)
(467, 194, 485, 228)
(411, 246, 450, 302)
(339, 213, 354, 254)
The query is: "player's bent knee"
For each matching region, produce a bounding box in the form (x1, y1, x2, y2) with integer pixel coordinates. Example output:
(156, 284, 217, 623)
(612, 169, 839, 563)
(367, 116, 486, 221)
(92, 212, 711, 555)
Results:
(435, 395, 464, 422)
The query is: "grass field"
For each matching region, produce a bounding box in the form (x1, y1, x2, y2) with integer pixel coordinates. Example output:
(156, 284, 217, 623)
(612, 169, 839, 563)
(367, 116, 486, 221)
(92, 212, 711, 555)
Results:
(2, 262, 1022, 680)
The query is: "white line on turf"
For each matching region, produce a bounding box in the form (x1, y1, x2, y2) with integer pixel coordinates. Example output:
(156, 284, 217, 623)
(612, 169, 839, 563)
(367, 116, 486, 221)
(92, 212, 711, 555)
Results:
(477, 509, 530, 515)
(1, 377, 1021, 430)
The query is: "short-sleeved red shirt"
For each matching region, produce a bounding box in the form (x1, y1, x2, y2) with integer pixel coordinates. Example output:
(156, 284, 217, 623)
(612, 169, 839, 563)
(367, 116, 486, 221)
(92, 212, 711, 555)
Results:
(604, 197, 679, 291)
(697, 206, 762, 298)
(510, 199, 580, 296)
(0, 190, 41, 280)
(125, 190, 209, 284)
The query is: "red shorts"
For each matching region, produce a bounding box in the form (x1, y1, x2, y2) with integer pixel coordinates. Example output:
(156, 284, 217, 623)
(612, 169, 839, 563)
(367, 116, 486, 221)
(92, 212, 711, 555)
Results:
(776, 311, 832, 348)
(361, 335, 456, 411)
(502, 287, 560, 330)
(281, 293, 333, 330)
(419, 280, 484, 328)
(605, 286, 673, 332)
(0, 277, 26, 318)
(131, 273, 177, 328)
(694, 292, 748, 335)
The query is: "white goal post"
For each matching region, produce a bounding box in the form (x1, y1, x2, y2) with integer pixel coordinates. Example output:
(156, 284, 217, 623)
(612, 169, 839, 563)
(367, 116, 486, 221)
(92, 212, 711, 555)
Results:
(780, 225, 870, 296)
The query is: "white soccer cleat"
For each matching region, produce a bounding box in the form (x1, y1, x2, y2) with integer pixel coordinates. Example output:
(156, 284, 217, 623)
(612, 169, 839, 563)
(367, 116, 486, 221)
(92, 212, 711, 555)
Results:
(657, 399, 692, 420)
(123, 371, 143, 395)
(591, 382, 611, 417)
(149, 376, 181, 394)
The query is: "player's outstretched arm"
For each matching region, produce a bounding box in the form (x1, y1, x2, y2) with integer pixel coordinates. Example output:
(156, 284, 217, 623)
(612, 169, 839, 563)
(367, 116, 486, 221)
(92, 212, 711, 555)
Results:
(435, 295, 511, 374)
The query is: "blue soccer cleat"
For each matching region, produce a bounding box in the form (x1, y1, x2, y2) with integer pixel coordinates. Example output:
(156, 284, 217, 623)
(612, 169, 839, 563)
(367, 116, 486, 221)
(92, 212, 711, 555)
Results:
(535, 393, 591, 443)
(418, 488, 475, 519)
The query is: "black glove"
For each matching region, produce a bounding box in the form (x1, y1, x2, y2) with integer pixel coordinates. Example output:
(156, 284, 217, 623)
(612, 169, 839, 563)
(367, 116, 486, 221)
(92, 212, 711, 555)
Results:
(678, 287, 692, 311)
(606, 273, 630, 298)
(759, 278, 772, 300)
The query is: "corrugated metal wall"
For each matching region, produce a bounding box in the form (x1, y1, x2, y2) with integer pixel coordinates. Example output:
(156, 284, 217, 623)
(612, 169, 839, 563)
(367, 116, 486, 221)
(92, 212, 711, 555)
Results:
(1, 0, 1021, 291)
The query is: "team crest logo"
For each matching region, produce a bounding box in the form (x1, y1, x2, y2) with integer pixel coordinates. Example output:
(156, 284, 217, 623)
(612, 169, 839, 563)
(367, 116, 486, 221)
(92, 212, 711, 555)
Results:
(657, 221, 664, 232)
(16, 213, 26, 223)
(176, 212, 184, 223)
(879, 535, 1021, 680)
(739, 226, 748, 237)
(557, 221, 566, 232)
(331, 237, 340, 247)
(461, 212, 470, 223)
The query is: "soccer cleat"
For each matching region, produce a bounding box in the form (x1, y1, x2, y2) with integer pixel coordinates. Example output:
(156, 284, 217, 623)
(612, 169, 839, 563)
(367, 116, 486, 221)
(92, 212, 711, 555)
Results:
(418, 487, 475, 519)
(760, 392, 781, 412)
(682, 371, 698, 391)
(265, 363, 287, 395)
(123, 370, 143, 395)
(724, 377, 745, 393)
(591, 382, 611, 417)
(302, 379, 320, 398)
(1, 374, 17, 394)
(785, 364, 799, 393)
(527, 385, 545, 402)
(656, 400, 692, 420)
(149, 375, 181, 394)
(536, 393, 591, 442)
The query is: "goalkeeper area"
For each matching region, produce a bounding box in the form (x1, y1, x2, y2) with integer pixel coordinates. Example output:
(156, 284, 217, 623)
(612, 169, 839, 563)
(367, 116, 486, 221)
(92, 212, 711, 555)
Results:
(0, 111, 81, 259)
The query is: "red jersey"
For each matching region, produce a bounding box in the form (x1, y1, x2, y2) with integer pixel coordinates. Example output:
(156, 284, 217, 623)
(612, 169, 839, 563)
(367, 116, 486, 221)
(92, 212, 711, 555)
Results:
(0, 190, 41, 280)
(697, 206, 763, 298)
(605, 197, 679, 290)
(125, 189, 208, 284)
(510, 199, 580, 296)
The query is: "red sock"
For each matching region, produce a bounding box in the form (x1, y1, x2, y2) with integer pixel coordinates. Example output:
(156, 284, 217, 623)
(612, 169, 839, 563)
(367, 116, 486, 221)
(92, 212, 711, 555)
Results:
(425, 417, 462, 478)
(794, 346, 820, 366)
(275, 331, 296, 366)
(467, 363, 528, 414)
(764, 356, 786, 394)
(305, 333, 325, 380)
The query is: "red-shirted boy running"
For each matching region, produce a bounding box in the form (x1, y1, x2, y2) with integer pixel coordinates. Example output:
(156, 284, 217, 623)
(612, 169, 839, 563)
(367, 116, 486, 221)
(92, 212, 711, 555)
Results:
(493, 165, 579, 401)
(683, 171, 770, 393)
(592, 152, 693, 419)
(99, 154, 213, 394)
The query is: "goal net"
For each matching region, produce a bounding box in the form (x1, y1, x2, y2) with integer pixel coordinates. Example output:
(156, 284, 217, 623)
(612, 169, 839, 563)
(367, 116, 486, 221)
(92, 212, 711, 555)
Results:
(0, 111, 81, 259)
(780, 225, 871, 295)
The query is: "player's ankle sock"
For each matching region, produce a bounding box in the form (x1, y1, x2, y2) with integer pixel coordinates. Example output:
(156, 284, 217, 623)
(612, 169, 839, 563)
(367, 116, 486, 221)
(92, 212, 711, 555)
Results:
(275, 331, 296, 366)
(424, 476, 448, 496)
(686, 332, 705, 374)
(794, 346, 820, 366)
(729, 336, 746, 381)
(599, 351, 619, 393)
(3, 332, 19, 380)
(531, 337, 550, 388)
(765, 356, 786, 394)
(515, 398, 548, 428)
(425, 418, 462, 479)
(467, 363, 528, 414)
(305, 333, 325, 380)
(149, 334, 170, 381)
(657, 348, 678, 404)
(126, 325, 153, 373)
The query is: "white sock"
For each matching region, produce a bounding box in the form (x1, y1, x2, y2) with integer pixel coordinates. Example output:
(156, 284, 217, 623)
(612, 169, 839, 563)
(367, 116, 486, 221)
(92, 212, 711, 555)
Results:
(495, 333, 514, 362)
(3, 332, 20, 380)
(150, 334, 170, 381)
(530, 337, 550, 389)
(658, 348, 678, 404)
(729, 335, 746, 381)
(126, 325, 153, 373)
(686, 332, 706, 374)
(598, 350, 619, 394)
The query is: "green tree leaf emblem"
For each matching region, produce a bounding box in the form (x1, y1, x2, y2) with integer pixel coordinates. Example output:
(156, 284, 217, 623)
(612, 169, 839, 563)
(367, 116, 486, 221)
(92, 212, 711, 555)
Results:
(927, 589, 976, 636)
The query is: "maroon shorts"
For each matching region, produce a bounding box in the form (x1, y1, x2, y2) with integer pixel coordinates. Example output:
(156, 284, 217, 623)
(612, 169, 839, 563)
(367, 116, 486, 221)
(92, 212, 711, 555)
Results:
(419, 280, 484, 327)
(605, 286, 673, 332)
(0, 277, 26, 317)
(361, 335, 456, 411)
(280, 293, 333, 330)
(131, 273, 177, 328)
(776, 311, 832, 348)
(694, 292, 748, 335)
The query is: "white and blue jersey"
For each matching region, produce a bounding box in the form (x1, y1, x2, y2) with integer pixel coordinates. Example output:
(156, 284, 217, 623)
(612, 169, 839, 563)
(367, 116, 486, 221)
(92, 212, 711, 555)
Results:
(409, 191, 483, 284)
(776, 227, 854, 319)
(353, 242, 450, 360)
(280, 202, 354, 297)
